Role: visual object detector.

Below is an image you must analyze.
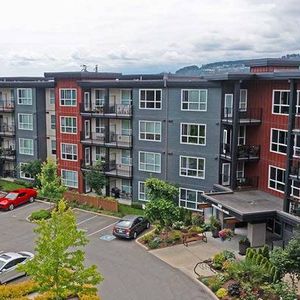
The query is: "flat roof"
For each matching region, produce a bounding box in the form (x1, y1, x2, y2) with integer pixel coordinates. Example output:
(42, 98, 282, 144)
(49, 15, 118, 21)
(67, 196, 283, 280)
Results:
(244, 58, 300, 67)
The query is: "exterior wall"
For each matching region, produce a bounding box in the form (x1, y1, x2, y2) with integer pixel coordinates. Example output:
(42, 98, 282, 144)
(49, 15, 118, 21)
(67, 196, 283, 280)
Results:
(250, 66, 299, 73)
(45, 88, 56, 160)
(132, 86, 222, 203)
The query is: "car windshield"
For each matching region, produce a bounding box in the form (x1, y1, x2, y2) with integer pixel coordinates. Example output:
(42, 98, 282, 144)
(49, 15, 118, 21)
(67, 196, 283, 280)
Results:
(117, 220, 132, 227)
(5, 193, 18, 200)
(0, 259, 6, 270)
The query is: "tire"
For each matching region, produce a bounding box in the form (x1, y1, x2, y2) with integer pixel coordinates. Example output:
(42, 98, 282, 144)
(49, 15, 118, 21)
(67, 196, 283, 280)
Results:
(8, 204, 14, 211)
(29, 197, 35, 203)
(146, 222, 150, 229)
(133, 232, 137, 239)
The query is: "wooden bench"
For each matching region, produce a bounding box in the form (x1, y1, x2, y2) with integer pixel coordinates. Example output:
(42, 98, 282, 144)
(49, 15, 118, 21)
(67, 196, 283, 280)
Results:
(182, 232, 207, 247)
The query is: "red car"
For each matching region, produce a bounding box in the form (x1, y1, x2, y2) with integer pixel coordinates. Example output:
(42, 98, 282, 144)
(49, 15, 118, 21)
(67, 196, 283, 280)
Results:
(0, 188, 37, 211)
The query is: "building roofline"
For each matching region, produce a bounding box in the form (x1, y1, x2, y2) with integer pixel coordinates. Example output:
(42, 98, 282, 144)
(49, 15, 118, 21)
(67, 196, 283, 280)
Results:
(44, 71, 122, 80)
(244, 58, 300, 67)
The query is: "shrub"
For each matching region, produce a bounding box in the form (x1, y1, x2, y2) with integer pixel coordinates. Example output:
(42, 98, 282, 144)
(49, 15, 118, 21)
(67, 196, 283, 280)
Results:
(148, 238, 161, 249)
(188, 225, 203, 234)
(169, 230, 182, 241)
(29, 209, 51, 221)
(0, 280, 37, 300)
(207, 276, 224, 292)
(140, 233, 155, 244)
(191, 213, 204, 226)
(154, 225, 162, 234)
(212, 250, 235, 270)
(216, 288, 228, 299)
(14, 179, 34, 188)
(172, 221, 184, 230)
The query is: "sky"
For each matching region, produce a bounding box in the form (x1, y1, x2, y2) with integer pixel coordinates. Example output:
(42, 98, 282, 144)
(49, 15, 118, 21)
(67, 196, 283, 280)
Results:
(1, 0, 300, 76)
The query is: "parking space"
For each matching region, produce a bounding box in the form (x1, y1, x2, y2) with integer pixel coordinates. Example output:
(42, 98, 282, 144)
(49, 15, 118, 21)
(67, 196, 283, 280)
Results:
(0, 201, 213, 300)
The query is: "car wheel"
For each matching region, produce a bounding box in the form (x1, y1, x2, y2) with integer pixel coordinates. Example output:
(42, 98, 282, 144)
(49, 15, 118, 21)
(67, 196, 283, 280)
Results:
(29, 197, 35, 203)
(146, 222, 150, 229)
(8, 204, 14, 211)
(133, 231, 137, 239)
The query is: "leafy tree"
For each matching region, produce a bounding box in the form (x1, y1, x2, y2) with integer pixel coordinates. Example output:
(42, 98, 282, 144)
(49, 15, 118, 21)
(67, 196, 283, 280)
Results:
(84, 161, 107, 196)
(145, 177, 179, 201)
(145, 198, 180, 227)
(20, 160, 42, 187)
(19, 200, 103, 299)
(38, 159, 66, 201)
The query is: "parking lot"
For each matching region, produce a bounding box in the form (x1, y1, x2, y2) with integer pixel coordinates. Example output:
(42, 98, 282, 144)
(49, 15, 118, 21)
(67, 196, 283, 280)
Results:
(0, 200, 213, 300)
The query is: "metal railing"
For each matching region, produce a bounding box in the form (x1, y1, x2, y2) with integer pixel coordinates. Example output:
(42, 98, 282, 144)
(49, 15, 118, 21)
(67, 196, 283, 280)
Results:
(0, 148, 16, 159)
(104, 162, 132, 178)
(107, 132, 132, 147)
(222, 108, 262, 123)
(220, 143, 260, 160)
(0, 100, 15, 112)
(1, 170, 16, 178)
(80, 102, 132, 117)
(0, 124, 15, 135)
(235, 176, 259, 190)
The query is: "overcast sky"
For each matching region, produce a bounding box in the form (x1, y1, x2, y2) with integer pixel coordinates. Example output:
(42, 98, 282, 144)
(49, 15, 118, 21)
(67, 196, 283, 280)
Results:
(1, 0, 299, 76)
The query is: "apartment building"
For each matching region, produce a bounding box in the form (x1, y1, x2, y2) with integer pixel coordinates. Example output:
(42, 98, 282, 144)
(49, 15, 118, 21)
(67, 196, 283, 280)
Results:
(0, 77, 53, 179)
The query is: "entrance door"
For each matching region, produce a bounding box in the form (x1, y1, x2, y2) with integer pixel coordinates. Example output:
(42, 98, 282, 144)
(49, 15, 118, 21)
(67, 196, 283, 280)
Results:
(222, 163, 231, 185)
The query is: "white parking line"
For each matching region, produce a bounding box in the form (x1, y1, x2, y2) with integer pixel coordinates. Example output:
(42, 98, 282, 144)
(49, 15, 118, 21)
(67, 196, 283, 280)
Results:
(77, 215, 97, 226)
(87, 222, 117, 237)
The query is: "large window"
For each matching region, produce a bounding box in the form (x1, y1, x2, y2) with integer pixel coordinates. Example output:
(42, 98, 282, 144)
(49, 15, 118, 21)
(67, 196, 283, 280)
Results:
(121, 120, 132, 135)
(121, 149, 132, 165)
(121, 90, 132, 105)
(19, 138, 33, 155)
(17, 88, 32, 105)
(139, 151, 161, 173)
(179, 188, 203, 211)
(269, 165, 285, 193)
(61, 143, 78, 161)
(180, 156, 205, 179)
(19, 162, 34, 180)
(139, 89, 162, 109)
(61, 169, 78, 188)
(95, 89, 105, 107)
(60, 89, 77, 106)
(270, 128, 287, 155)
(139, 121, 161, 141)
(18, 114, 33, 130)
(273, 90, 290, 115)
(60, 117, 77, 134)
(181, 89, 207, 111)
(138, 181, 150, 201)
(180, 123, 206, 145)
(51, 115, 56, 130)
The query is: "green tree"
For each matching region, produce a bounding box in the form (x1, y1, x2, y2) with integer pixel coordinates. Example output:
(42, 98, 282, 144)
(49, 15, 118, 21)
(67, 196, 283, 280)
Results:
(145, 198, 180, 227)
(145, 177, 179, 201)
(20, 160, 42, 187)
(84, 161, 107, 196)
(38, 159, 66, 201)
(19, 200, 103, 299)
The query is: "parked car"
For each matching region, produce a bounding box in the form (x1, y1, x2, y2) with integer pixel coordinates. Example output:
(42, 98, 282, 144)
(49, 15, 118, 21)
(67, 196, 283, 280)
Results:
(0, 188, 37, 211)
(113, 215, 150, 239)
(0, 251, 34, 284)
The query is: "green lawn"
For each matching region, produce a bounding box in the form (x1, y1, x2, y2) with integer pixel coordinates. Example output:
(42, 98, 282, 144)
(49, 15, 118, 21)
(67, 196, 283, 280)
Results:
(0, 179, 26, 192)
(118, 203, 144, 216)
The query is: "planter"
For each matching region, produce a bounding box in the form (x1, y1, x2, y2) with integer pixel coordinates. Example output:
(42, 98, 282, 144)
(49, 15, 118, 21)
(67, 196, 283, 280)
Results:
(239, 241, 250, 255)
(211, 229, 220, 238)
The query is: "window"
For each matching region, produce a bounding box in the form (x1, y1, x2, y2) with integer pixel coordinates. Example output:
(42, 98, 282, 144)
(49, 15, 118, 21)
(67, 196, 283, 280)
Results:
(139, 89, 162, 109)
(95, 89, 105, 107)
(180, 156, 205, 179)
(138, 181, 149, 201)
(19, 162, 34, 179)
(95, 147, 105, 162)
(61, 169, 78, 188)
(121, 179, 132, 194)
(51, 115, 56, 130)
(179, 188, 203, 210)
(19, 138, 33, 155)
(49, 88, 55, 104)
(239, 89, 247, 111)
(294, 134, 300, 157)
(236, 162, 245, 179)
(181, 89, 207, 111)
(181, 123, 206, 145)
(139, 121, 161, 141)
(121, 90, 132, 105)
(61, 143, 78, 161)
(95, 119, 105, 134)
(18, 114, 33, 130)
(121, 149, 132, 165)
(60, 117, 77, 134)
(60, 89, 77, 106)
(51, 140, 56, 155)
(139, 151, 161, 173)
(291, 180, 300, 199)
(85, 147, 90, 165)
(17, 88, 32, 105)
(238, 126, 246, 145)
(84, 120, 90, 138)
(269, 165, 285, 193)
(270, 128, 287, 155)
(121, 120, 132, 135)
(224, 94, 233, 117)
(273, 90, 290, 114)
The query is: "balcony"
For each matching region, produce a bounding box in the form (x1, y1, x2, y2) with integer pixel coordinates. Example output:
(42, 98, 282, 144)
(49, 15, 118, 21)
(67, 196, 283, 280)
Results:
(222, 108, 262, 125)
(104, 162, 132, 178)
(81, 131, 132, 148)
(0, 100, 15, 112)
(235, 176, 259, 190)
(0, 124, 15, 136)
(80, 103, 132, 118)
(288, 196, 300, 217)
(220, 143, 260, 161)
(0, 148, 16, 161)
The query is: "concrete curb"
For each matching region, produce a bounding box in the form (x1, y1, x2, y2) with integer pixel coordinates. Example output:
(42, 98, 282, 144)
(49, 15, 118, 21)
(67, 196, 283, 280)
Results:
(135, 226, 156, 250)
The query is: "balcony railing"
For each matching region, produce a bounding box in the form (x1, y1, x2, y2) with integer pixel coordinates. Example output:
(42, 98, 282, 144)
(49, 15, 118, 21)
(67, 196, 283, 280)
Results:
(0, 148, 16, 160)
(0, 100, 15, 112)
(104, 162, 132, 178)
(81, 131, 132, 148)
(288, 196, 300, 217)
(0, 124, 15, 135)
(1, 170, 16, 178)
(222, 108, 262, 124)
(221, 143, 260, 160)
(235, 176, 259, 190)
(110, 189, 132, 201)
(80, 103, 132, 117)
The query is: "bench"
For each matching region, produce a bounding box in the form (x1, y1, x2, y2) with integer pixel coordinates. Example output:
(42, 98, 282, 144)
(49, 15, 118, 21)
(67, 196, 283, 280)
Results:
(182, 232, 207, 246)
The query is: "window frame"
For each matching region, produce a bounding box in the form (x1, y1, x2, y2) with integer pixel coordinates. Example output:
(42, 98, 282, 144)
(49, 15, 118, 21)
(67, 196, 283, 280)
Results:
(138, 151, 161, 173)
(270, 128, 288, 155)
(268, 165, 286, 194)
(60, 116, 77, 134)
(139, 89, 162, 110)
(179, 155, 205, 179)
(272, 90, 290, 115)
(180, 123, 206, 146)
(19, 162, 34, 180)
(181, 89, 208, 112)
(138, 181, 149, 202)
(50, 114, 56, 130)
(18, 113, 33, 130)
(19, 138, 34, 156)
(61, 169, 78, 188)
(17, 88, 33, 105)
(139, 120, 161, 142)
(179, 187, 204, 211)
(60, 143, 78, 161)
(239, 89, 248, 112)
(59, 88, 77, 107)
